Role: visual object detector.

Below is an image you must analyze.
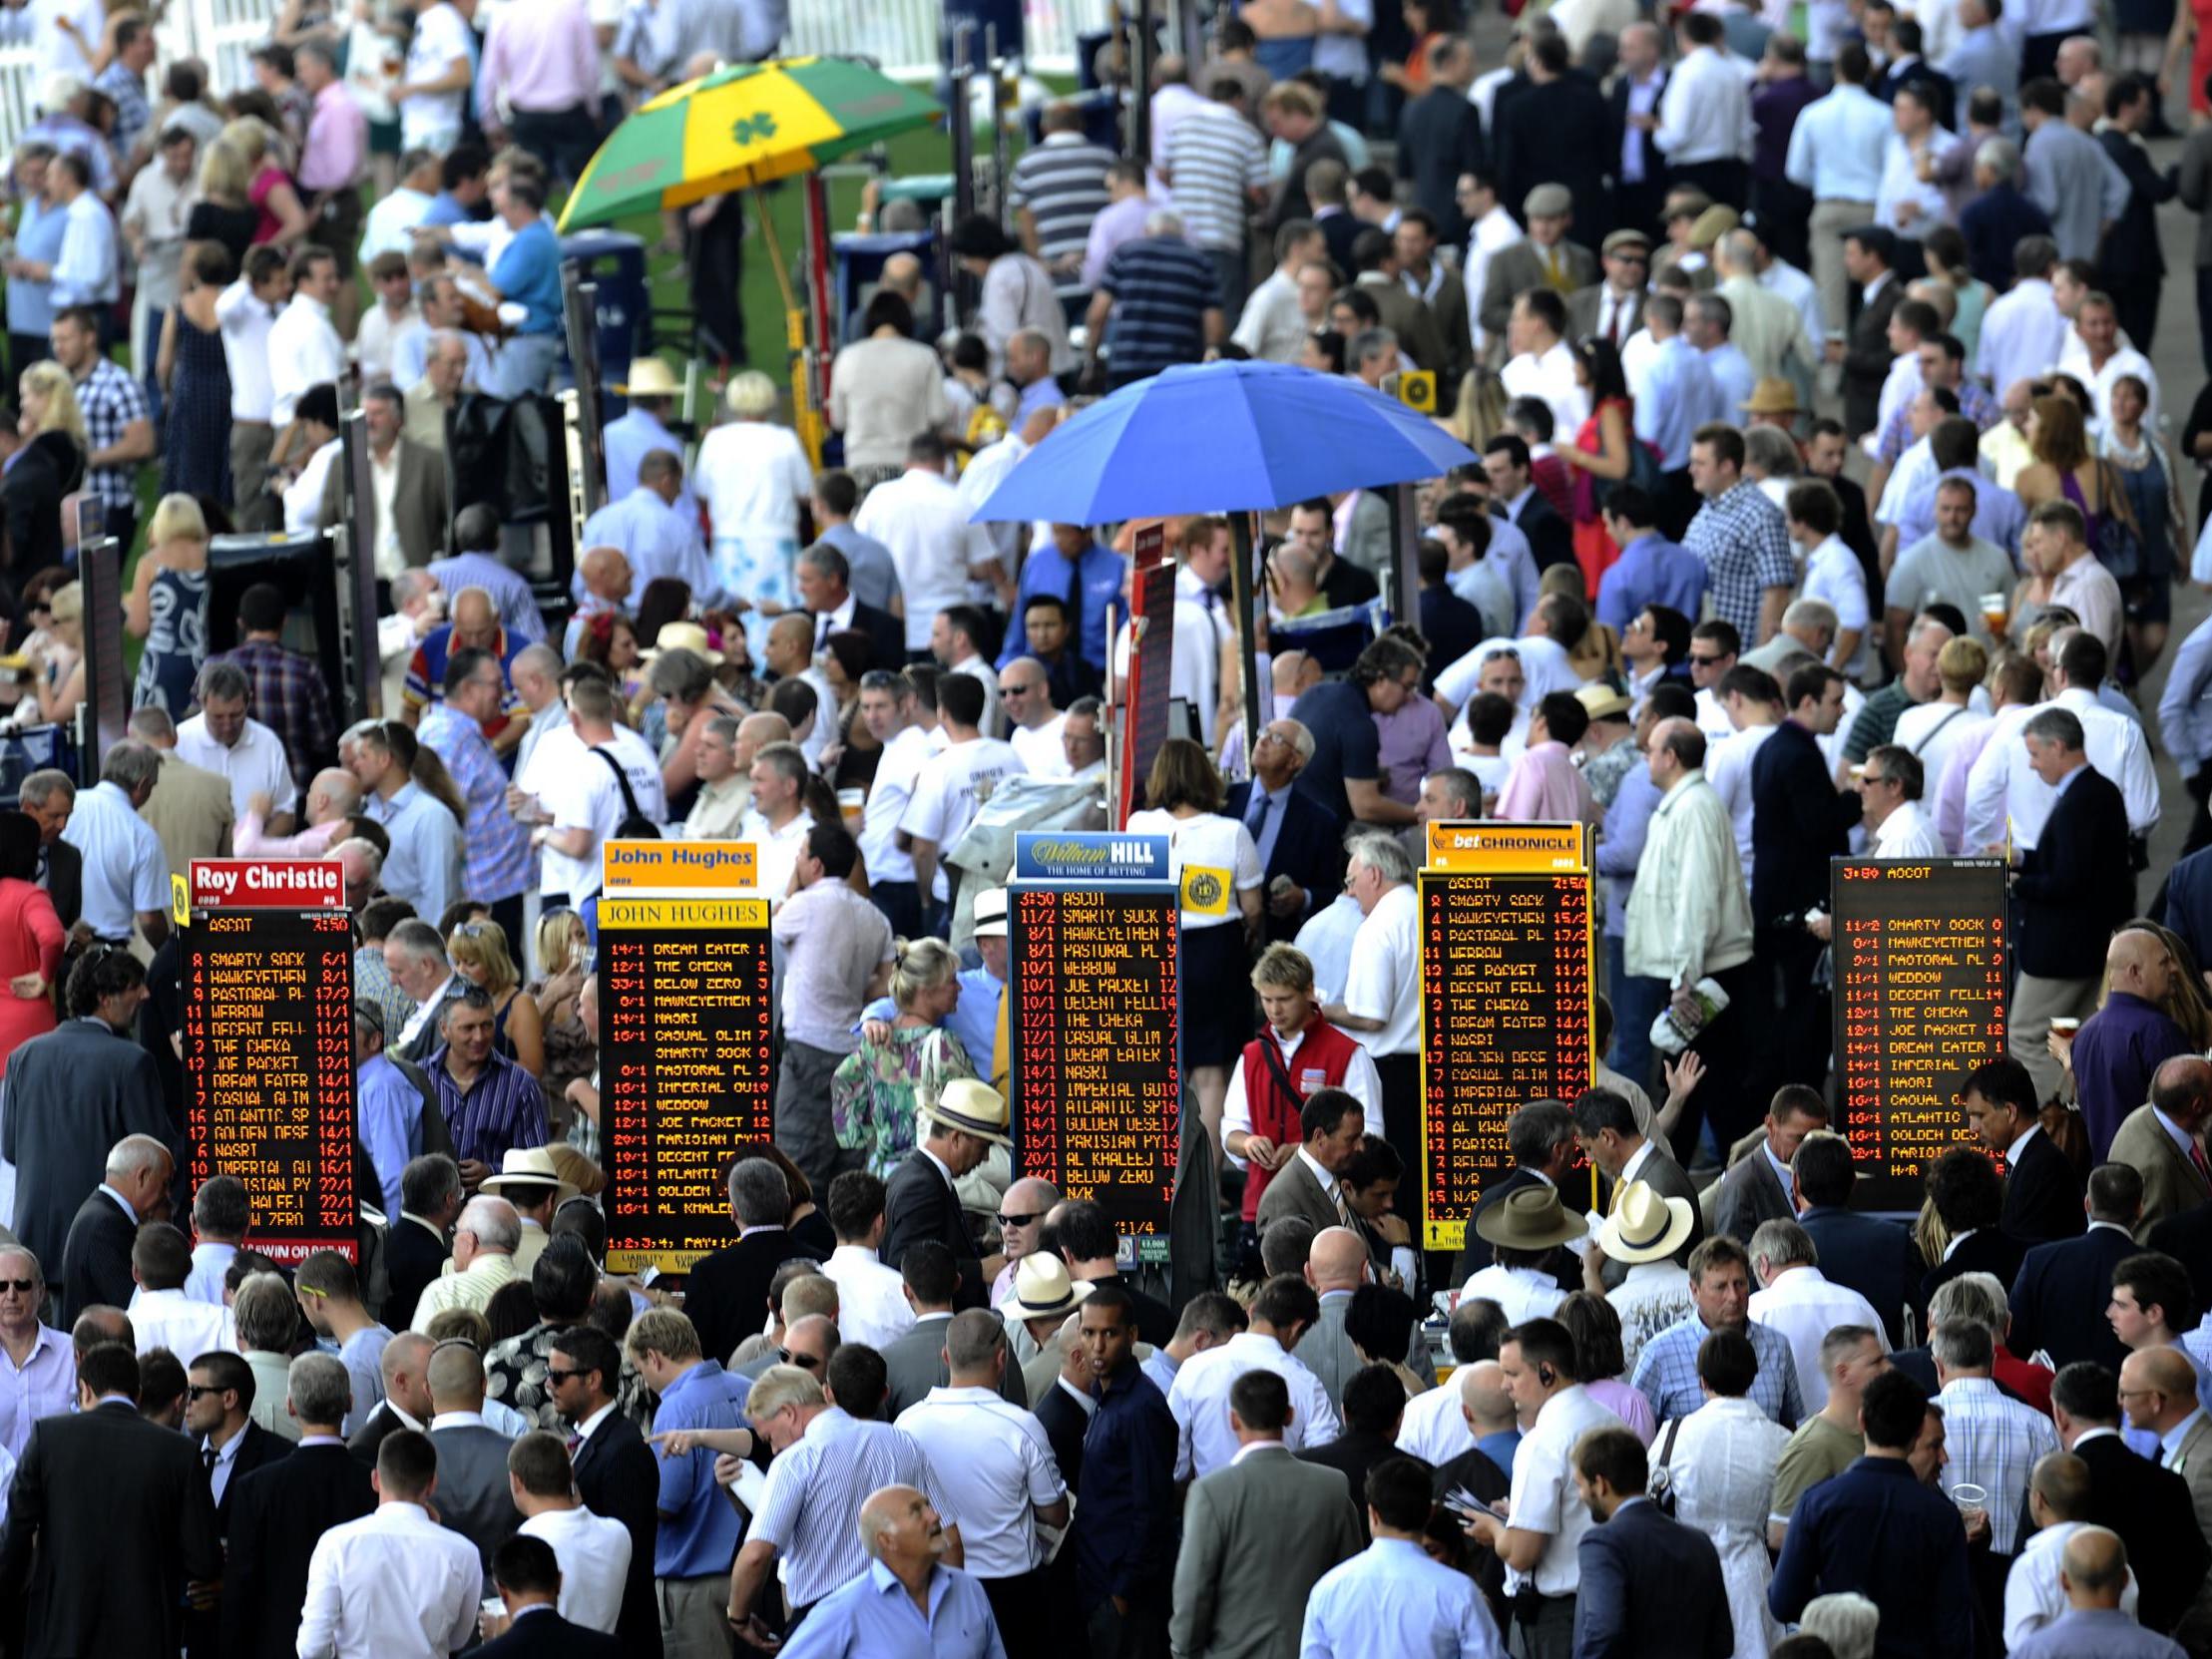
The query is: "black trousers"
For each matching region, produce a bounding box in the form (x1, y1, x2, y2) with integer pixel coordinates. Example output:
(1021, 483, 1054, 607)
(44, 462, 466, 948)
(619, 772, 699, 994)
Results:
(871, 878, 923, 941)
(2115, 275, 2162, 358)
(1665, 956, 1763, 1161)
(509, 103, 599, 188)
(1749, 177, 1815, 270)
(2196, 266, 2212, 376)
(1374, 1049, 1422, 1171)
(1668, 158, 1748, 211)
(983, 1571, 1051, 1659)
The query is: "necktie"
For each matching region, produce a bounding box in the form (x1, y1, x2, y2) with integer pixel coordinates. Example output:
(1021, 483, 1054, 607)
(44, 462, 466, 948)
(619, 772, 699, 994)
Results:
(1248, 789, 1272, 842)
(991, 986, 1010, 1095)
(1332, 1183, 1355, 1228)
(1546, 247, 1562, 288)
(814, 613, 830, 650)
(203, 1444, 218, 1473)
(1605, 296, 1621, 348)
(2191, 1138, 2211, 1190)
(564, 1431, 583, 1454)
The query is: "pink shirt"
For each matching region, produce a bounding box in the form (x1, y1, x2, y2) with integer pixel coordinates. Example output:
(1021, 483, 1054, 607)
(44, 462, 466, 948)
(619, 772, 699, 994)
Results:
(1494, 740, 1601, 828)
(233, 810, 346, 859)
(476, 0, 600, 124)
(296, 80, 366, 193)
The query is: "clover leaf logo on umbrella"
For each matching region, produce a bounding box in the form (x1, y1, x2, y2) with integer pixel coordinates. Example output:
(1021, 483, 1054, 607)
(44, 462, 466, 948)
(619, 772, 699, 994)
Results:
(731, 111, 778, 147)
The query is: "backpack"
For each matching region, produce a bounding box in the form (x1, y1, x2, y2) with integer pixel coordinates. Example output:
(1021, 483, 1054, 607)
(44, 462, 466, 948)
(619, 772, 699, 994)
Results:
(592, 747, 661, 840)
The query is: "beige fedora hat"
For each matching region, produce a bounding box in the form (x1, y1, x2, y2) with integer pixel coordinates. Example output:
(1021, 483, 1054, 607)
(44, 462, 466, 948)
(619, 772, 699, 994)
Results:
(1596, 1181, 1696, 1264)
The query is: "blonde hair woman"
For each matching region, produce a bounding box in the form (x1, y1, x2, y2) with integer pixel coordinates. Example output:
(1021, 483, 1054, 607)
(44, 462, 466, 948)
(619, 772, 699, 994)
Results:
(528, 909, 596, 1124)
(831, 937, 977, 1179)
(447, 918, 545, 1079)
(187, 135, 259, 261)
(17, 361, 86, 446)
(126, 493, 211, 719)
(219, 117, 310, 247)
(694, 369, 813, 662)
(30, 580, 83, 725)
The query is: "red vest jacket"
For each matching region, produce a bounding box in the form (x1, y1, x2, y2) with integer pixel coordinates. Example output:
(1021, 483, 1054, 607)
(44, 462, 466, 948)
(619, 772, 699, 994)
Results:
(1238, 1016, 1366, 1221)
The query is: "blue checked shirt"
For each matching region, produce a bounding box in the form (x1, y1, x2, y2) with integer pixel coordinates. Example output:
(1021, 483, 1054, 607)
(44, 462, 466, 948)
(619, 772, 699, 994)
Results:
(418, 704, 532, 903)
(1631, 1315, 1804, 1429)
(1933, 1376, 2058, 1554)
(95, 62, 151, 162)
(74, 358, 149, 520)
(1683, 481, 1796, 644)
(1874, 377, 2000, 466)
(748, 1407, 959, 1608)
(423, 1044, 547, 1168)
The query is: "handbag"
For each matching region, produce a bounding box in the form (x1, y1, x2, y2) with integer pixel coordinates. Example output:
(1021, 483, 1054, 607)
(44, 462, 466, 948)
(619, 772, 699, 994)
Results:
(591, 748, 661, 840)
(1647, 1414, 1686, 1515)
(2092, 461, 2146, 584)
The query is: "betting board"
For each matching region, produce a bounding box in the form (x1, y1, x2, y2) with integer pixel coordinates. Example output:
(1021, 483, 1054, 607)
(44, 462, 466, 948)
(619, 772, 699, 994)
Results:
(181, 859, 357, 1262)
(1833, 857, 2009, 1211)
(1419, 823, 1594, 1252)
(1008, 832, 1179, 1255)
(598, 841, 773, 1274)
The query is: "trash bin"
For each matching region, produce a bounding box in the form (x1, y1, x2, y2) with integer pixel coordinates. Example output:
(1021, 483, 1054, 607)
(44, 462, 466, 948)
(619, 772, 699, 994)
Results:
(559, 230, 651, 408)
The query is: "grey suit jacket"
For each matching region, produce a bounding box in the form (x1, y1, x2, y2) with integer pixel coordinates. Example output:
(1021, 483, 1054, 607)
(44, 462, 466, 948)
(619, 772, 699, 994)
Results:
(1565, 282, 1646, 346)
(1167, 1444, 1364, 1659)
(1479, 237, 1599, 345)
(2111, 1103, 2212, 1240)
(1293, 1297, 1363, 1408)
(320, 435, 450, 567)
(1710, 1149, 1795, 1246)
(1254, 1155, 1341, 1240)
(427, 1421, 521, 1592)
(2168, 1413, 2212, 1650)
(881, 1313, 1029, 1418)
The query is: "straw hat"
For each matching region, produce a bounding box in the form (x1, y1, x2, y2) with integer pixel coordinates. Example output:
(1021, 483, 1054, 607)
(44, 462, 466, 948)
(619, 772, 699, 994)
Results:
(1574, 683, 1630, 721)
(972, 887, 1010, 940)
(478, 1146, 581, 1208)
(1474, 1185, 1588, 1251)
(1739, 378, 1803, 417)
(1009, 1252, 1091, 1321)
(1596, 1181, 1696, 1265)
(615, 356, 682, 398)
(1687, 205, 1740, 250)
(642, 620, 724, 664)
(923, 1077, 1012, 1147)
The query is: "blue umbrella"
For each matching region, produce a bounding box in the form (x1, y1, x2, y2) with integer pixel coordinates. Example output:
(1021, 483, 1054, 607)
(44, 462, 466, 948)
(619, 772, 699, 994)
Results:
(968, 359, 1479, 524)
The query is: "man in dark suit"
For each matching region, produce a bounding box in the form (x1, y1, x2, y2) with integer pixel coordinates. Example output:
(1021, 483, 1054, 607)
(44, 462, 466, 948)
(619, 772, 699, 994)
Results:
(1572, 1422, 1734, 1659)
(550, 1327, 662, 1659)
(2012, 711, 2137, 1091)
(59, 1135, 173, 1324)
(1297, 1364, 1424, 1532)
(477, 1535, 623, 1658)
(879, 1241, 1027, 1415)
(1711, 1086, 1829, 1246)
(2145, 1194, 2212, 1303)
(425, 1340, 521, 1593)
(680, 1156, 825, 1369)
(1485, 434, 1573, 575)
(1225, 726, 1346, 948)
(1567, 231, 1654, 346)
(1841, 225, 1903, 438)
(1492, 35, 1617, 249)
(1922, 1144, 2029, 1306)
(0, 1341, 222, 1659)
(319, 384, 449, 566)
(222, 1351, 375, 1659)
(1961, 1055, 2086, 1246)
(1793, 1131, 1923, 1347)
(2009, 1165, 2141, 1372)
(1749, 664, 1865, 1105)
(1451, 1099, 1580, 1289)
(1609, 28, 1671, 241)
(384, 1152, 463, 1333)
(799, 539, 903, 672)
(4, 947, 173, 1278)
(2093, 78, 2172, 352)
(1398, 37, 1486, 245)
(2051, 1359, 2212, 1636)
(1050, 1199, 1173, 1349)
(186, 1351, 293, 1534)
(1574, 1089, 1707, 1287)
(881, 1082, 1009, 1312)
(19, 770, 81, 930)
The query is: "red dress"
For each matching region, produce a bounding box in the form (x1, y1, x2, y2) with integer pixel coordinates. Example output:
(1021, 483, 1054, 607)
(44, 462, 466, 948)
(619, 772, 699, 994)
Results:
(0, 877, 63, 1075)
(1570, 395, 1635, 592)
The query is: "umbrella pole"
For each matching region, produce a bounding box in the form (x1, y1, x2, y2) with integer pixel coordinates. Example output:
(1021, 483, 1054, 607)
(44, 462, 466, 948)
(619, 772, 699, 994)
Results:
(1229, 511, 1261, 763)
(750, 186, 823, 469)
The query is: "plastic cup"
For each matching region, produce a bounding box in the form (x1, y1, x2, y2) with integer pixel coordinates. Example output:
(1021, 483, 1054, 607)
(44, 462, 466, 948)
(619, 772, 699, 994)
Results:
(1950, 1482, 1988, 1511)
(837, 787, 864, 827)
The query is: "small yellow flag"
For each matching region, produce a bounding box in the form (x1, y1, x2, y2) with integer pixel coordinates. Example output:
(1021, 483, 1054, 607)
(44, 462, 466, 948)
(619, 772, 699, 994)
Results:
(1180, 866, 1231, 917)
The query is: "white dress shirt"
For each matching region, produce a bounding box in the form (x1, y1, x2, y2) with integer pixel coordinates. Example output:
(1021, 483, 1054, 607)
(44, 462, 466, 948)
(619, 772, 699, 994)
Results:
(1499, 341, 1590, 448)
(1655, 46, 1753, 167)
(296, 1500, 484, 1659)
(1704, 720, 1779, 885)
(127, 1287, 235, 1360)
(215, 279, 279, 423)
(2002, 1518, 2140, 1648)
(1747, 1265, 1890, 1411)
(1974, 279, 2068, 403)
(894, 1385, 1067, 1578)
(853, 469, 1002, 651)
(267, 294, 346, 427)
(1396, 1379, 1479, 1464)
(519, 1504, 632, 1633)
(1506, 1383, 1619, 1595)
(1873, 800, 1947, 858)
(1785, 83, 1893, 204)
(176, 713, 299, 820)
(1342, 882, 1422, 1058)
(1166, 1331, 1342, 1479)
(1457, 1265, 1567, 1324)
(1962, 689, 2159, 852)
(822, 1244, 918, 1350)
(60, 781, 169, 941)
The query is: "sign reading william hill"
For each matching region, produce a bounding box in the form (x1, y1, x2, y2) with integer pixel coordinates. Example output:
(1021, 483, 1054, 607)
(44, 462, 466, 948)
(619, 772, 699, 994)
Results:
(1013, 833, 1170, 885)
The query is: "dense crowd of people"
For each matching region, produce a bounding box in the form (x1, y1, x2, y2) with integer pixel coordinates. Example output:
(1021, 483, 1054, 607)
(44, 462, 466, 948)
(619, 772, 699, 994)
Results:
(6, 0, 2212, 1655)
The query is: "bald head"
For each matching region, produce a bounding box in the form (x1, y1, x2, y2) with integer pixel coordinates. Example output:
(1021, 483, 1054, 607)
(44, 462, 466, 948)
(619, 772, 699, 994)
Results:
(307, 767, 360, 822)
(769, 612, 813, 652)
(381, 1329, 431, 1388)
(1308, 1226, 1371, 1293)
(782, 1312, 839, 1372)
(1460, 1360, 1515, 1433)
(452, 587, 495, 633)
(880, 253, 923, 298)
(2030, 1451, 2092, 1521)
(2060, 1525, 2129, 1608)
(2122, 1346, 2200, 1434)
(734, 712, 791, 766)
(425, 1338, 485, 1411)
(1272, 650, 1313, 693)
(2150, 1055, 2212, 1133)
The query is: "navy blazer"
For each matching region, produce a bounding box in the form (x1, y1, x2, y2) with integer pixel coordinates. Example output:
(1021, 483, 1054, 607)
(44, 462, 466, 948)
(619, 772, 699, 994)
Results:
(59, 1190, 138, 1325)
(2008, 1224, 2137, 1373)
(474, 1609, 623, 1658)
(1224, 780, 1347, 945)
(570, 1408, 664, 1659)
(1575, 1498, 1734, 1659)
(221, 1443, 373, 1659)
(1799, 1203, 1923, 1348)
(1748, 719, 1861, 927)
(1921, 1225, 2026, 1309)
(2074, 1431, 2212, 1634)
(2000, 1127, 2085, 1247)
(2015, 766, 2134, 981)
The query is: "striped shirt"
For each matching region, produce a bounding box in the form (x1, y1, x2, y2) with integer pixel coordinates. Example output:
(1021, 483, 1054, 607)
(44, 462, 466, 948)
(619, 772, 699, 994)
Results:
(1934, 1376, 2058, 1554)
(1007, 134, 1114, 270)
(422, 1045, 548, 1168)
(1098, 235, 1218, 382)
(419, 704, 533, 902)
(748, 1407, 958, 1607)
(1165, 104, 1268, 252)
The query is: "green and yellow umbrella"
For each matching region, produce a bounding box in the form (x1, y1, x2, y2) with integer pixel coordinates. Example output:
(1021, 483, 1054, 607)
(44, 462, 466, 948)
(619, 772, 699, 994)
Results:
(557, 56, 944, 233)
